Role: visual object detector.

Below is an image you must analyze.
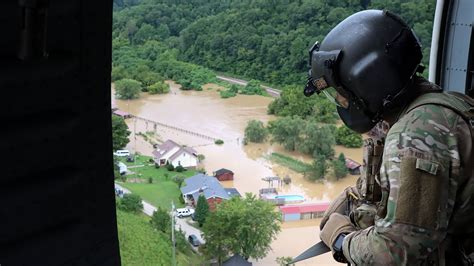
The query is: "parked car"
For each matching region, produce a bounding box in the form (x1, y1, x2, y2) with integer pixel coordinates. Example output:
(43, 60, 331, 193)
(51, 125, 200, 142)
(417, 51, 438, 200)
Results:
(175, 208, 194, 218)
(126, 156, 134, 162)
(188, 234, 200, 247)
(117, 162, 127, 175)
(113, 150, 130, 157)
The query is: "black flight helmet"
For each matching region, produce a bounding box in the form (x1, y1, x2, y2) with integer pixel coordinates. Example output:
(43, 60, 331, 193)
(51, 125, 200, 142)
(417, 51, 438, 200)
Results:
(305, 10, 422, 133)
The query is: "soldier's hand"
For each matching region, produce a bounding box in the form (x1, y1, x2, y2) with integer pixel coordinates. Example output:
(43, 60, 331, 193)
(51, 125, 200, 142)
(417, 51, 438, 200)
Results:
(320, 186, 360, 230)
(320, 213, 356, 250)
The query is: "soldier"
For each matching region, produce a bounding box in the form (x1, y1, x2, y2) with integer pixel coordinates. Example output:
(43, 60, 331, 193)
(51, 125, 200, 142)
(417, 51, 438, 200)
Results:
(303, 10, 474, 265)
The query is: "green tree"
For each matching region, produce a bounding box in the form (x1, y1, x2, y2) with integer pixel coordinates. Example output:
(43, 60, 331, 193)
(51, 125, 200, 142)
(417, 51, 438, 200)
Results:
(111, 65, 129, 81)
(276, 257, 294, 266)
(150, 207, 171, 233)
(244, 120, 268, 143)
(133, 23, 157, 45)
(333, 153, 348, 179)
(202, 194, 281, 263)
(298, 122, 335, 158)
(115, 78, 142, 99)
(241, 79, 264, 95)
(172, 176, 185, 187)
(268, 116, 304, 151)
(194, 195, 210, 227)
(335, 125, 363, 148)
(305, 155, 327, 181)
(112, 115, 130, 151)
(148, 81, 170, 94)
(119, 194, 143, 213)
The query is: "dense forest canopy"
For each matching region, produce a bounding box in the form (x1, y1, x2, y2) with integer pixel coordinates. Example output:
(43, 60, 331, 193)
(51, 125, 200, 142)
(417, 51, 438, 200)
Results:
(113, 0, 436, 86)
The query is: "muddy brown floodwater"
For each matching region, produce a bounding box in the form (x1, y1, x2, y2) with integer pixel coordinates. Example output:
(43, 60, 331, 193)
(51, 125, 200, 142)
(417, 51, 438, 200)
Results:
(112, 81, 363, 265)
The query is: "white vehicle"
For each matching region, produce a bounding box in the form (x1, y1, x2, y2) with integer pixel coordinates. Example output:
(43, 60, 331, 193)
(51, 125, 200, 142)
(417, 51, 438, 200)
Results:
(117, 162, 127, 175)
(113, 150, 130, 157)
(175, 208, 194, 218)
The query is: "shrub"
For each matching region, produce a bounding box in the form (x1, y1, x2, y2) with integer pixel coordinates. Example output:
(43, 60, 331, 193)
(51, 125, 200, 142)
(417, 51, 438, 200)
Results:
(214, 139, 224, 145)
(229, 84, 240, 93)
(166, 163, 175, 171)
(154, 163, 160, 169)
(150, 207, 171, 233)
(219, 90, 237, 99)
(148, 81, 170, 94)
(175, 165, 185, 172)
(119, 194, 143, 213)
(148, 177, 153, 184)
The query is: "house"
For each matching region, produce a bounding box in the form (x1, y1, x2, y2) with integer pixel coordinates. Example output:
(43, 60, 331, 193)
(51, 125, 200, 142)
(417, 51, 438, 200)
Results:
(213, 168, 234, 181)
(345, 158, 361, 175)
(280, 202, 330, 222)
(152, 139, 198, 168)
(180, 174, 230, 210)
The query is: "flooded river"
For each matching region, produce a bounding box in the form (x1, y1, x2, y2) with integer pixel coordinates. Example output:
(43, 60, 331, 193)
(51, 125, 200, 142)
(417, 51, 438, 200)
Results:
(113, 81, 363, 265)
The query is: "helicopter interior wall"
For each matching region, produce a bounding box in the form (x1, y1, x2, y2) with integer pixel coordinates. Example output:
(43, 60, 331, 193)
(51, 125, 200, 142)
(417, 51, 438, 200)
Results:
(0, 1, 120, 265)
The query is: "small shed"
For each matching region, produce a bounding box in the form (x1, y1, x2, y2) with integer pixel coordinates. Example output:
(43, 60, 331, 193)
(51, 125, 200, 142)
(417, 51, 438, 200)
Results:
(214, 168, 234, 181)
(345, 158, 361, 175)
(280, 202, 330, 222)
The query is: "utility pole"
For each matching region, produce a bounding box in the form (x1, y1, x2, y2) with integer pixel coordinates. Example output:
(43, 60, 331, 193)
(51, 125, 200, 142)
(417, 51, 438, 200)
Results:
(171, 201, 176, 266)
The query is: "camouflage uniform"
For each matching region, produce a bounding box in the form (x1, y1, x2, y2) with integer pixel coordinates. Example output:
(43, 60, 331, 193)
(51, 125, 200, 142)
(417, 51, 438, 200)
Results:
(341, 81, 474, 265)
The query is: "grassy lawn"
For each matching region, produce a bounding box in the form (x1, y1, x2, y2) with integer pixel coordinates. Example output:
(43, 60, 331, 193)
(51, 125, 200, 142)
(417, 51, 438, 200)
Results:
(117, 209, 203, 266)
(268, 152, 311, 173)
(117, 155, 198, 210)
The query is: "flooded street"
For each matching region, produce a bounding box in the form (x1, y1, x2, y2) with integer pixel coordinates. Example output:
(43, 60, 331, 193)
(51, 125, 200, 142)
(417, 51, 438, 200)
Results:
(113, 81, 363, 265)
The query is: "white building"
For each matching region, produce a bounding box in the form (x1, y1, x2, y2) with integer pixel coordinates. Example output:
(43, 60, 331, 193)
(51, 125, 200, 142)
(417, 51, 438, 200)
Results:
(152, 139, 198, 168)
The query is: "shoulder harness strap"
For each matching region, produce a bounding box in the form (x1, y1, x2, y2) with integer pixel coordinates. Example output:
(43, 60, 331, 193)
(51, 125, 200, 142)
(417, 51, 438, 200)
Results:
(404, 92, 474, 131)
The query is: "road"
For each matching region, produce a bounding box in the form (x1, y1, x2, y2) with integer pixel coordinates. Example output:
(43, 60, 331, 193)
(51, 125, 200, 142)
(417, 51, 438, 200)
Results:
(216, 75, 281, 98)
(114, 183, 205, 245)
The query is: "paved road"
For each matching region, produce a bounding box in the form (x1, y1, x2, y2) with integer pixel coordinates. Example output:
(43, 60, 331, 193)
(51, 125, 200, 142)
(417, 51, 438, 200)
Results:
(216, 75, 281, 98)
(114, 183, 205, 245)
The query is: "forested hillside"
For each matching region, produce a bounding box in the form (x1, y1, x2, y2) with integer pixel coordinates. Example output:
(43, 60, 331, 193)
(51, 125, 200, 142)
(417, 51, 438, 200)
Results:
(113, 0, 436, 86)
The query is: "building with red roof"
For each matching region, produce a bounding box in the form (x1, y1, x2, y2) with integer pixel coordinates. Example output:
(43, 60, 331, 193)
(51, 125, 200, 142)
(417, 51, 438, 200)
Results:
(279, 202, 330, 222)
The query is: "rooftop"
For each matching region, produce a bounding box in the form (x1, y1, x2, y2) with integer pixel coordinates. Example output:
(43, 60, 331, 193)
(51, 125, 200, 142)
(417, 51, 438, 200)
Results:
(280, 202, 330, 215)
(181, 174, 230, 200)
(214, 168, 234, 176)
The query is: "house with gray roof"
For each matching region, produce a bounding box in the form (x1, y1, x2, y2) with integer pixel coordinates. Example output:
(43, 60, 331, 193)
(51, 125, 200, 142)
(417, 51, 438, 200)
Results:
(152, 139, 198, 168)
(180, 174, 230, 210)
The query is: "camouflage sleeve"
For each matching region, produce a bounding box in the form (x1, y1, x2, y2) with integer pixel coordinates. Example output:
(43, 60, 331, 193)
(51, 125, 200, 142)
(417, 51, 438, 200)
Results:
(342, 104, 463, 265)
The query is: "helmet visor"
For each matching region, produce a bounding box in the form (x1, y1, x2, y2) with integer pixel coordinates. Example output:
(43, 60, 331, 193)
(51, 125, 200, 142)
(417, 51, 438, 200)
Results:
(322, 87, 349, 109)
